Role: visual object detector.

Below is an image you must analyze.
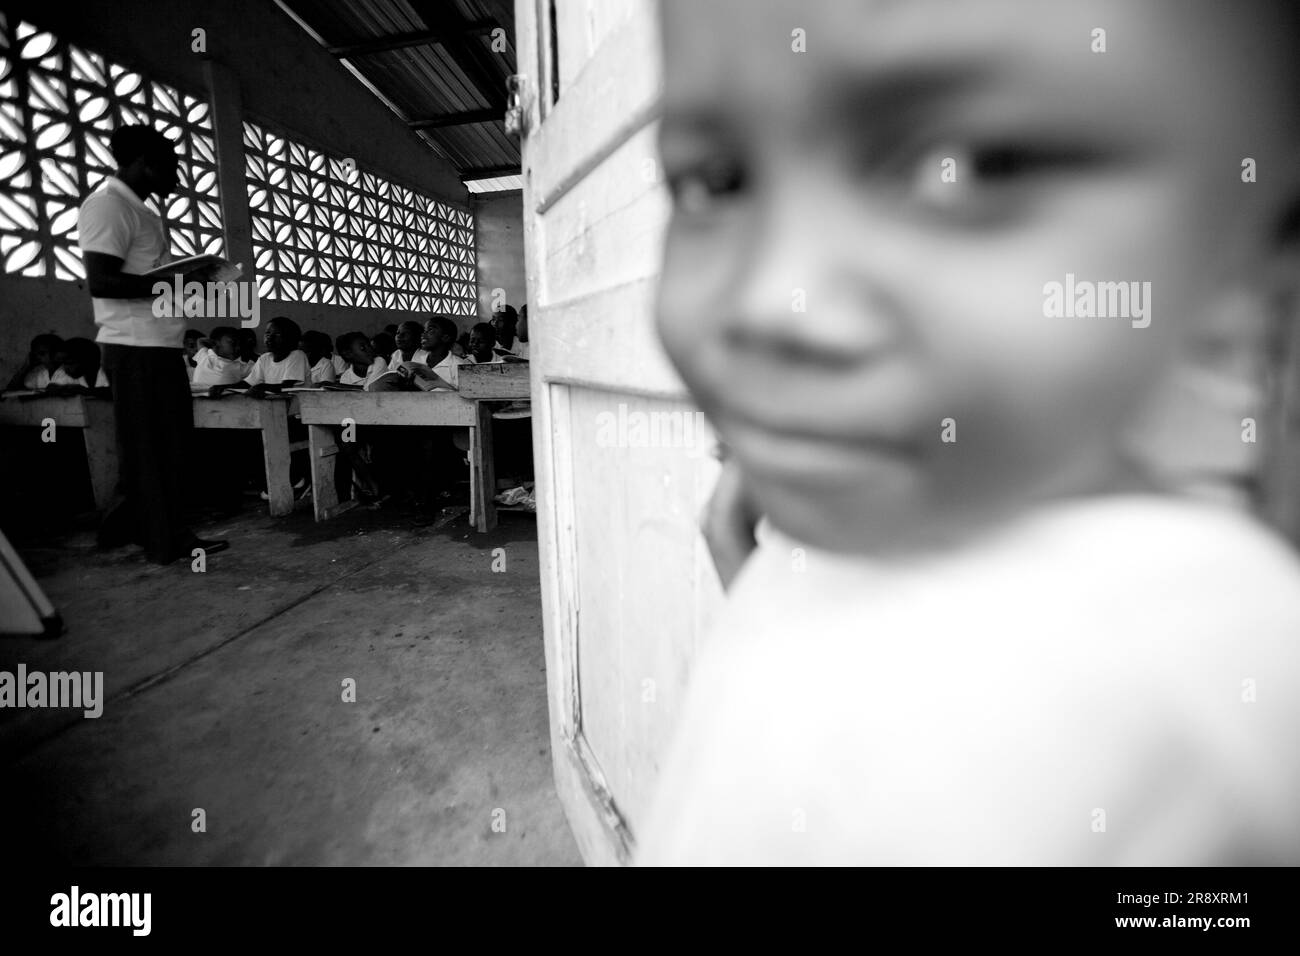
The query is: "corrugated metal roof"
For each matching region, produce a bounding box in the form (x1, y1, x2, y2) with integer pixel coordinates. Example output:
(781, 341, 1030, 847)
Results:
(276, 0, 519, 180)
(466, 174, 522, 193)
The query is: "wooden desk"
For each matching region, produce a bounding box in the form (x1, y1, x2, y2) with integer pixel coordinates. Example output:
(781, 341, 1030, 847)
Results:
(0, 395, 117, 511)
(295, 391, 498, 531)
(191, 394, 300, 517)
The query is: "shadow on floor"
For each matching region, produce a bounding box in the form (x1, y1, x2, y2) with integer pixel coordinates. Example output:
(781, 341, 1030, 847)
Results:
(0, 500, 582, 866)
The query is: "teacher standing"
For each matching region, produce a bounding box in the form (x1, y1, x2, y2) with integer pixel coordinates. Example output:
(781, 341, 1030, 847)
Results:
(77, 125, 228, 564)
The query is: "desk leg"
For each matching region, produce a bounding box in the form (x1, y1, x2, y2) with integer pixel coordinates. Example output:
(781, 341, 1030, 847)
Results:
(260, 405, 294, 517)
(308, 424, 354, 521)
(81, 401, 118, 513)
(470, 402, 497, 533)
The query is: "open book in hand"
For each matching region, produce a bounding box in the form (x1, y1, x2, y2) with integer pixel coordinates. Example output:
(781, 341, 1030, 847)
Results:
(144, 255, 242, 282)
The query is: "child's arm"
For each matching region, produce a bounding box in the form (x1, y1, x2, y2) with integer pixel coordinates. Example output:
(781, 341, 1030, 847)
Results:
(246, 380, 300, 397)
(209, 380, 251, 397)
(403, 364, 457, 391)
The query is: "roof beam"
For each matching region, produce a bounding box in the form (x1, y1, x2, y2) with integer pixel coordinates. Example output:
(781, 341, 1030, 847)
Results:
(409, 1, 509, 111)
(461, 165, 521, 180)
(327, 21, 496, 58)
(409, 108, 502, 130)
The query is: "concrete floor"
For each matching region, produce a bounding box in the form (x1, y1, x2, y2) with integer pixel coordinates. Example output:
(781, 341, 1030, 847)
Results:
(0, 501, 582, 866)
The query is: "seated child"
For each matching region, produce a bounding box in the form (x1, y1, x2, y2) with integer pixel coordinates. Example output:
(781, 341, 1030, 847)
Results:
(391, 320, 424, 365)
(7, 333, 65, 391)
(371, 331, 396, 365)
(191, 326, 252, 387)
(515, 305, 530, 360)
(183, 328, 204, 380)
(301, 330, 338, 384)
(637, 0, 1300, 867)
(467, 322, 504, 364)
(398, 316, 464, 390)
(47, 338, 110, 395)
(490, 306, 520, 355)
(335, 331, 389, 389)
(237, 328, 259, 363)
(210, 316, 310, 397)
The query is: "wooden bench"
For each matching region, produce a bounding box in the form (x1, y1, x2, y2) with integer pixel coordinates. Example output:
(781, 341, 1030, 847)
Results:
(295, 391, 501, 531)
(0, 395, 118, 512)
(191, 394, 304, 517)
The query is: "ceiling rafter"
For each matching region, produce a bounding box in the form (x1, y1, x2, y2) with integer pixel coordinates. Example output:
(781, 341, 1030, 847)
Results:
(326, 21, 496, 58)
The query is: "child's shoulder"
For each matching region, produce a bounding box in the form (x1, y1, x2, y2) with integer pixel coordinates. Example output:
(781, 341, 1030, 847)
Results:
(645, 495, 1300, 865)
(747, 494, 1300, 616)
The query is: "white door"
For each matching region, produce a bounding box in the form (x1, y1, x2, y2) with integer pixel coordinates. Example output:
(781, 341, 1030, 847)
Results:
(516, 0, 723, 865)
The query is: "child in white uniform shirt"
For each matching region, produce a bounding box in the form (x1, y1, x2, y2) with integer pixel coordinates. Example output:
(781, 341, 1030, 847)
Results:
(46, 338, 110, 393)
(466, 323, 504, 364)
(191, 326, 252, 387)
(638, 0, 1300, 866)
(301, 331, 337, 384)
(335, 332, 388, 389)
(7, 333, 65, 391)
(408, 316, 464, 390)
(390, 320, 424, 366)
(210, 317, 310, 398)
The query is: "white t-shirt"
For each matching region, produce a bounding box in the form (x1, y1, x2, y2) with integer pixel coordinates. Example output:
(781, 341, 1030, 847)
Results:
(339, 356, 388, 389)
(244, 349, 311, 386)
(22, 367, 53, 389)
(431, 353, 465, 389)
(636, 496, 1300, 866)
(77, 176, 177, 348)
(309, 357, 337, 384)
(404, 350, 464, 389)
(331, 354, 348, 376)
(191, 347, 252, 386)
(50, 366, 109, 388)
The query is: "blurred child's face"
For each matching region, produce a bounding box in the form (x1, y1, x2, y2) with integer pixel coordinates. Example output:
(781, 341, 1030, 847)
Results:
(184, 335, 200, 359)
(395, 324, 420, 354)
(491, 315, 516, 340)
(420, 321, 443, 352)
(468, 330, 493, 361)
(264, 322, 292, 357)
(33, 346, 59, 371)
(213, 334, 239, 360)
(346, 338, 375, 367)
(656, 0, 1298, 554)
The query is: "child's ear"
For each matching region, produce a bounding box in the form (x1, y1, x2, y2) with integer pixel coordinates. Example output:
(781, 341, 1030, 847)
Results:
(1121, 285, 1273, 503)
(1254, 232, 1300, 544)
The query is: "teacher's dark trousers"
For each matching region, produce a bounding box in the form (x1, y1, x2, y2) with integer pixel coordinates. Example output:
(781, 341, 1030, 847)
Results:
(99, 344, 193, 564)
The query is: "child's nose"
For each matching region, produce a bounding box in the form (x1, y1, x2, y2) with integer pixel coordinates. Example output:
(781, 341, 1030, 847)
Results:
(729, 183, 899, 361)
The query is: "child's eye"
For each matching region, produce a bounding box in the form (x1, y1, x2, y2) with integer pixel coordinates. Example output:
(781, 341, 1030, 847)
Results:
(666, 161, 747, 216)
(878, 140, 1100, 221)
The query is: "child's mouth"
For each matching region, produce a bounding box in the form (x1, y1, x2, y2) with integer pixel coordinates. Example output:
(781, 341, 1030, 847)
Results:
(721, 413, 919, 486)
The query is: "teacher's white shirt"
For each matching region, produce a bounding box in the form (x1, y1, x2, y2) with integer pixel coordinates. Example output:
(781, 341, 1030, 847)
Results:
(77, 176, 177, 348)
